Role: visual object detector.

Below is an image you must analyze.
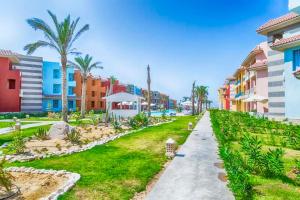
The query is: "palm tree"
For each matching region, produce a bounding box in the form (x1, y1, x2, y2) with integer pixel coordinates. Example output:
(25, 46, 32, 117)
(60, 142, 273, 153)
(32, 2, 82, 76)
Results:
(195, 86, 208, 113)
(147, 65, 151, 117)
(24, 10, 89, 122)
(191, 81, 196, 115)
(68, 54, 102, 118)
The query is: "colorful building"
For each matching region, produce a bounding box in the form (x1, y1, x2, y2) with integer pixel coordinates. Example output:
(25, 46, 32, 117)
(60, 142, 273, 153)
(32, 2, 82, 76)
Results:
(169, 99, 177, 109)
(257, 6, 300, 120)
(126, 84, 142, 96)
(74, 71, 106, 112)
(0, 50, 21, 112)
(0, 50, 43, 113)
(42, 61, 76, 112)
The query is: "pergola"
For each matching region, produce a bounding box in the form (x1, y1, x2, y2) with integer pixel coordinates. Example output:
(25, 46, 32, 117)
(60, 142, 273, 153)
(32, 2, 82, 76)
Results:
(103, 92, 144, 118)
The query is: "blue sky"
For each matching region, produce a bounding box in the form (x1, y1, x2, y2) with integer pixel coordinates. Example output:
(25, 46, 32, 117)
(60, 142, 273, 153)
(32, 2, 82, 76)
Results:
(0, 0, 289, 104)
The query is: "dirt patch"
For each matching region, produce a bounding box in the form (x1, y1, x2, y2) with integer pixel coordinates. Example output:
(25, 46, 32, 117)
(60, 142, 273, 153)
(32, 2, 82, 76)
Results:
(132, 161, 171, 200)
(218, 172, 227, 182)
(6, 171, 69, 200)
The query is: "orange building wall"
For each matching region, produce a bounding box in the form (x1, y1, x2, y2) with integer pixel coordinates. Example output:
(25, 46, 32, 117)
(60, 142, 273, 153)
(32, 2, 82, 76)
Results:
(74, 71, 107, 112)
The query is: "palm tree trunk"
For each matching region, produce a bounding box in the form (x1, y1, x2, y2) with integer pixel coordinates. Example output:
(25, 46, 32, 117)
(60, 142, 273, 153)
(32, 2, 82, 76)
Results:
(81, 78, 87, 118)
(192, 82, 195, 115)
(200, 99, 203, 113)
(197, 98, 200, 114)
(61, 56, 68, 122)
(147, 65, 151, 117)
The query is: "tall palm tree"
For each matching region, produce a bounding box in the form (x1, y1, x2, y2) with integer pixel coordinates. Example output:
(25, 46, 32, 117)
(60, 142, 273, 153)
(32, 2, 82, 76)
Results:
(191, 81, 196, 115)
(195, 86, 208, 113)
(147, 65, 151, 117)
(68, 54, 102, 118)
(24, 10, 89, 122)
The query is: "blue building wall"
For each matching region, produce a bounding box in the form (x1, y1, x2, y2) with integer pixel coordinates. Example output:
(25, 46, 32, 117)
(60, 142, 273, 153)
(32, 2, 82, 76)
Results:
(42, 61, 76, 112)
(284, 47, 300, 119)
(134, 86, 142, 96)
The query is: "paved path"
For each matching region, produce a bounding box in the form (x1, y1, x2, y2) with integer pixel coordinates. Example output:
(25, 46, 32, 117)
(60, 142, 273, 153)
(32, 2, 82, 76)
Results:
(0, 121, 55, 135)
(146, 112, 234, 200)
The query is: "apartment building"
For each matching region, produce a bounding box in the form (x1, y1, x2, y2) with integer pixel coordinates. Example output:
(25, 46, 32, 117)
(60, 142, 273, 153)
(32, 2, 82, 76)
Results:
(74, 71, 106, 111)
(257, 4, 300, 120)
(42, 61, 76, 112)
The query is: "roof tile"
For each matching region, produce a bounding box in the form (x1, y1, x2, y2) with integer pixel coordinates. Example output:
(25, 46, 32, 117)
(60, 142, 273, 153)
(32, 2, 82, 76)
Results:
(271, 34, 300, 47)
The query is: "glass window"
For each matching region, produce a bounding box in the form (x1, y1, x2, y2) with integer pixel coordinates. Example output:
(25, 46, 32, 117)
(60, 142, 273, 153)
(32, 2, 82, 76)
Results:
(91, 101, 95, 108)
(53, 84, 61, 94)
(53, 69, 60, 79)
(293, 50, 300, 71)
(8, 79, 16, 89)
(68, 86, 74, 95)
(92, 91, 95, 97)
(92, 80, 96, 86)
(68, 100, 74, 109)
(68, 73, 74, 81)
(53, 100, 59, 108)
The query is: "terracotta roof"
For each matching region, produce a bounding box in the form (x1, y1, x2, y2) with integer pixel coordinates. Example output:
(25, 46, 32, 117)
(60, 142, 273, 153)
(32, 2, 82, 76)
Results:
(271, 34, 300, 48)
(257, 12, 299, 33)
(249, 60, 267, 70)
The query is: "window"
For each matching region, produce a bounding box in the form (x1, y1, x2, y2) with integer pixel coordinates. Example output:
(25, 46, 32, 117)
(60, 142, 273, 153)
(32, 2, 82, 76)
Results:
(91, 101, 95, 108)
(53, 69, 60, 79)
(68, 86, 74, 95)
(101, 92, 106, 97)
(53, 84, 61, 94)
(92, 91, 95, 97)
(68, 100, 74, 109)
(68, 73, 74, 81)
(293, 49, 300, 71)
(100, 101, 103, 108)
(53, 100, 59, 108)
(8, 79, 16, 89)
(92, 80, 96, 86)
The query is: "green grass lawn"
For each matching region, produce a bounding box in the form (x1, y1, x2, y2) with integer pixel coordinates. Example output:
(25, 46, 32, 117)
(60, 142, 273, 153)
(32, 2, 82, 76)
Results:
(0, 121, 37, 129)
(210, 110, 300, 200)
(0, 125, 51, 146)
(10, 115, 198, 200)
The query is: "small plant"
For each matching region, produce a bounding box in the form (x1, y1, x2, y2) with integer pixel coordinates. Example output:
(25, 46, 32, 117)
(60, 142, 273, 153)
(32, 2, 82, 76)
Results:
(66, 129, 81, 145)
(41, 147, 48, 152)
(129, 113, 149, 129)
(0, 157, 14, 192)
(34, 128, 49, 140)
(8, 131, 25, 154)
(263, 148, 284, 177)
(295, 159, 300, 181)
(112, 120, 122, 132)
(55, 143, 62, 151)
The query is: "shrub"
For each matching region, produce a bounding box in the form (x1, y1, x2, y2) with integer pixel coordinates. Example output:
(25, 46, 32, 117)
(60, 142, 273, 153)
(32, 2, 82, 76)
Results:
(129, 113, 149, 129)
(264, 148, 284, 177)
(34, 128, 49, 140)
(66, 129, 81, 145)
(8, 132, 26, 154)
(0, 157, 14, 192)
(111, 120, 122, 132)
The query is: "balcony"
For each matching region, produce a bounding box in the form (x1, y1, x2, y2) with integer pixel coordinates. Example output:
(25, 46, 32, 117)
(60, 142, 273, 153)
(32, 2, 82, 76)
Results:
(235, 80, 241, 86)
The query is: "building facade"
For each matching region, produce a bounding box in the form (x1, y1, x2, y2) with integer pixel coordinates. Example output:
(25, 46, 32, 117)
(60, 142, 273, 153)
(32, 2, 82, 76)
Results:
(257, 9, 300, 120)
(74, 71, 106, 112)
(42, 61, 76, 112)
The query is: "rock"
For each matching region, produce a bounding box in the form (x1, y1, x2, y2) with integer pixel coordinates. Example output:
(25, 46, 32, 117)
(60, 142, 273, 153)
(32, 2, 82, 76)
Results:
(48, 122, 74, 140)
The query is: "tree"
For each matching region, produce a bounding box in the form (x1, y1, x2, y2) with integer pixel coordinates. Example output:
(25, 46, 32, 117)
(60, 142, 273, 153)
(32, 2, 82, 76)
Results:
(68, 54, 102, 118)
(195, 85, 208, 113)
(191, 81, 196, 115)
(147, 65, 151, 117)
(24, 10, 89, 122)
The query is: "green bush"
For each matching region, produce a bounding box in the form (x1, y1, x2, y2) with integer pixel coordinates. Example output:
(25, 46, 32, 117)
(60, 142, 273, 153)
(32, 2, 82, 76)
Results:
(34, 128, 49, 140)
(66, 129, 81, 145)
(0, 157, 14, 192)
(0, 112, 47, 120)
(129, 113, 149, 129)
(8, 132, 26, 154)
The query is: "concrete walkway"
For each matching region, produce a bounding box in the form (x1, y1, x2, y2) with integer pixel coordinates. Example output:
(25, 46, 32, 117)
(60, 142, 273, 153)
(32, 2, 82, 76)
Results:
(146, 112, 234, 200)
(0, 121, 55, 135)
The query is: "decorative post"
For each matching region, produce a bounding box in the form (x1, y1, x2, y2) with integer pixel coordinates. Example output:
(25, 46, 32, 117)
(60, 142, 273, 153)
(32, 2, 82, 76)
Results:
(188, 122, 193, 130)
(26, 114, 30, 119)
(166, 138, 176, 157)
(13, 117, 17, 122)
(15, 119, 21, 131)
(147, 65, 151, 117)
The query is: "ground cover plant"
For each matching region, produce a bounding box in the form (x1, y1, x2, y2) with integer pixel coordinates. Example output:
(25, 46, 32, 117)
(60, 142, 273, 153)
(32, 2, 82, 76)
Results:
(0, 122, 36, 129)
(210, 109, 300, 200)
(9, 115, 198, 200)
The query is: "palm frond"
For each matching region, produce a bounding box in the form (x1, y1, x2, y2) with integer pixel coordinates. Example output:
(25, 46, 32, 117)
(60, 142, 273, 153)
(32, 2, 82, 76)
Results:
(24, 40, 58, 55)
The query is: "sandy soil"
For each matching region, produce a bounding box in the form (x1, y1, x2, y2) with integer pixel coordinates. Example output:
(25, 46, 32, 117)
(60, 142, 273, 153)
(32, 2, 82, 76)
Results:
(25, 125, 130, 155)
(3, 171, 69, 200)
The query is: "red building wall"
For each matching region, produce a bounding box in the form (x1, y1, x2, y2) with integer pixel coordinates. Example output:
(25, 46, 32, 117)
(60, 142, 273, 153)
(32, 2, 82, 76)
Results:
(0, 57, 21, 112)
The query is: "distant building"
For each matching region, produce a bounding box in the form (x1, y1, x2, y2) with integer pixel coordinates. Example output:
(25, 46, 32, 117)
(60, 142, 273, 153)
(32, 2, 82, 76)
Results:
(169, 99, 177, 109)
(74, 71, 106, 112)
(42, 61, 76, 112)
(126, 84, 142, 96)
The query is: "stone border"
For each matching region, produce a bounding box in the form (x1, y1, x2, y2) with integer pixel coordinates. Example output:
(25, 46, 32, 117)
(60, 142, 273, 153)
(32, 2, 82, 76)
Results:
(5, 120, 175, 163)
(5, 166, 80, 200)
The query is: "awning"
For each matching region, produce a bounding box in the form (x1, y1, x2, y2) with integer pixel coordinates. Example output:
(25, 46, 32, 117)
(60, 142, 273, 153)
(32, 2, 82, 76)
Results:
(243, 95, 268, 103)
(103, 92, 144, 102)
